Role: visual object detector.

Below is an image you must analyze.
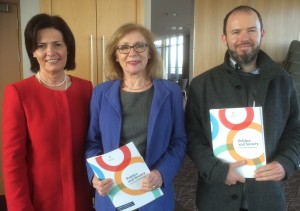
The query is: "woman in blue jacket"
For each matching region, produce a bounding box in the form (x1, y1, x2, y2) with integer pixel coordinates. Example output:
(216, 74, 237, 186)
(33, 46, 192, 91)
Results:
(85, 23, 186, 211)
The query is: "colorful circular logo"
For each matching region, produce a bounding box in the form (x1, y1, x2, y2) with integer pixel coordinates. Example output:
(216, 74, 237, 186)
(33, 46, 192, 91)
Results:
(219, 108, 254, 130)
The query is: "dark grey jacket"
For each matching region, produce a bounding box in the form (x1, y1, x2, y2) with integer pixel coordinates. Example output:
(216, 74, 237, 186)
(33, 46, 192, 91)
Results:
(186, 50, 300, 211)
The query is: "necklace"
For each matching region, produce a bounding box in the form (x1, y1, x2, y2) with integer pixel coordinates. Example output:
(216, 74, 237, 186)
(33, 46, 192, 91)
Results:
(37, 71, 66, 87)
(123, 81, 152, 90)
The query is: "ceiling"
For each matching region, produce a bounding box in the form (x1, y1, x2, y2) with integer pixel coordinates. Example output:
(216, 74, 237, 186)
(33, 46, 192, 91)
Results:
(151, 0, 194, 40)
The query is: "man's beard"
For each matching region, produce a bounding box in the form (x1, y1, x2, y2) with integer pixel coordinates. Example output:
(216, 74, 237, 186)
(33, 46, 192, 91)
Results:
(228, 42, 260, 65)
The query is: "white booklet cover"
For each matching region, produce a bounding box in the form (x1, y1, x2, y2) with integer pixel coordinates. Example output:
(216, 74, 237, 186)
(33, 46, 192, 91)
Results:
(87, 142, 163, 210)
(209, 107, 266, 178)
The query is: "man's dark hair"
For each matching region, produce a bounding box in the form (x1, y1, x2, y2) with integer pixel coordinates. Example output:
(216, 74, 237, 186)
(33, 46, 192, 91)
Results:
(223, 5, 263, 35)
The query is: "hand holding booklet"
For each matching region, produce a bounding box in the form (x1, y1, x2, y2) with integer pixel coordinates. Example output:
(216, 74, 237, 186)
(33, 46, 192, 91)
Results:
(209, 107, 266, 178)
(86, 142, 163, 211)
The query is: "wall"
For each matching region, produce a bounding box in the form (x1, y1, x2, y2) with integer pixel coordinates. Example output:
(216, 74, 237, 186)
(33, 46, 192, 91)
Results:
(193, 0, 300, 77)
(16, 0, 300, 79)
(144, 0, 151, 30)
(20, 0, 40, 78)
(0, 0, 39, 196)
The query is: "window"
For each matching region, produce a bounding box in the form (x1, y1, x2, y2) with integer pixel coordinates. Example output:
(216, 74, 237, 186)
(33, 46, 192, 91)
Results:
(155, 35, 184, 81)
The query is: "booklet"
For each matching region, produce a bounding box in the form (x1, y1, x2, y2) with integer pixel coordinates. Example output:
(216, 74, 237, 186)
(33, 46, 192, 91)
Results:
(86, 142, 163, 210)
(209, 107, 266, 178)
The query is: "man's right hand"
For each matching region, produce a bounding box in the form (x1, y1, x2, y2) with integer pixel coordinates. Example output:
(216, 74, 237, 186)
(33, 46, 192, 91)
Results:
(225, 160, 246, 185)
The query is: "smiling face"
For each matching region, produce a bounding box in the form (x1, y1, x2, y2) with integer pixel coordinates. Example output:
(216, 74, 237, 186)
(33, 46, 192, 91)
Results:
(115, 31, 150, 79)
(33, 28, 68, 73)
(222, 10, 265, 65)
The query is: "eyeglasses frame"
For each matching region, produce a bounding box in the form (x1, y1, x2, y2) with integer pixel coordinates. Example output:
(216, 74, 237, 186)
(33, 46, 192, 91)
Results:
(116, 43, 148, 54)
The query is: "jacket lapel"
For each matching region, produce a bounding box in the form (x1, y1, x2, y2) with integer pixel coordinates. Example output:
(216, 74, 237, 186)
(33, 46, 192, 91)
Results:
(103, 80, 122, 148)
(104, 80, 122, 119)
(147, 80, 169, 148)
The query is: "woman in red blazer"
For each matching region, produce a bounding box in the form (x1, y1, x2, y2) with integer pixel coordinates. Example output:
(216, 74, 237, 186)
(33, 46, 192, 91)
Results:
(2, 14, 93, 211)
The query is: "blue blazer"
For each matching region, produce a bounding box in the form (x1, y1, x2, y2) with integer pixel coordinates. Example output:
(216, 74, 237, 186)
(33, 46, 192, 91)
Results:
(85, 79, 186, 211)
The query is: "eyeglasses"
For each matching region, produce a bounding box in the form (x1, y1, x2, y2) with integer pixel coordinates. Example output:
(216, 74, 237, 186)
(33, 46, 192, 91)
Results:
(116, 43, 148, 54)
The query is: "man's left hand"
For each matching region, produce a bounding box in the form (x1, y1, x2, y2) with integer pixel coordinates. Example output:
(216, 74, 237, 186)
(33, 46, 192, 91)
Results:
(255, 161, 285, 181)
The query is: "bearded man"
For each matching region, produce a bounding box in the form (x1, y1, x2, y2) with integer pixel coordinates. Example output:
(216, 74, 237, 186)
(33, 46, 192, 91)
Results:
(185, 5, 300, 211)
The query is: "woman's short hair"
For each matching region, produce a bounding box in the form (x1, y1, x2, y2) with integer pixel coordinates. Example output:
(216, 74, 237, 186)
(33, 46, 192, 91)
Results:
(105, 23, 162, 80)
(24, 13, 76, 73)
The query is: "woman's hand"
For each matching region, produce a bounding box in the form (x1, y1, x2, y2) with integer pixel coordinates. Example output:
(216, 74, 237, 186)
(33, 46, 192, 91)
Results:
(92, 175, 114, 196)
(141, 169, 163, 191)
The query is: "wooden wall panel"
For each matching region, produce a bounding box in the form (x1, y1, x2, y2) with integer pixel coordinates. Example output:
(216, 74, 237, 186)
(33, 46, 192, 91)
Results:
(0, 0, 22, 195)
(256, 0, 300, 63)
(194, 0, 300, 77)
(40, 0, 144, 84)
(136, 0, 145, 25)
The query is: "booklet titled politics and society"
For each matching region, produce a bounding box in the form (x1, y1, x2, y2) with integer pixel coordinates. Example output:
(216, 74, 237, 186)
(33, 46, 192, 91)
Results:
(86, 142, 163, 211)
(209, 107, 266, 178)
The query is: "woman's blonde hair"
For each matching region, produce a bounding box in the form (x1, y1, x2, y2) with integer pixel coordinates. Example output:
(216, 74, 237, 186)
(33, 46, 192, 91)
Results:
(105, 23, 162, 80)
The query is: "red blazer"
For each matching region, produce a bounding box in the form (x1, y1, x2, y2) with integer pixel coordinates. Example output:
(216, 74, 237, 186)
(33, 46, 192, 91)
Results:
(2, 76, 93, 211)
